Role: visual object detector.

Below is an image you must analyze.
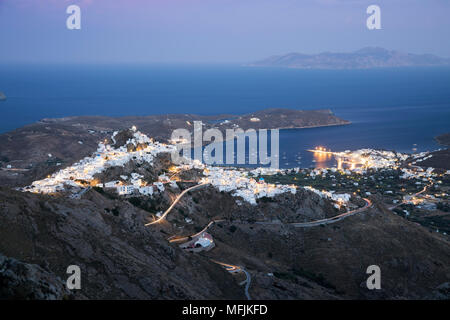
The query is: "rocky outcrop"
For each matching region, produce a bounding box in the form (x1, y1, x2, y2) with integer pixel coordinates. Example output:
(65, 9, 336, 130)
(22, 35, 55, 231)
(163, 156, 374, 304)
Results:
(429, 282, 450, 300)
(0, 254, 71, 300)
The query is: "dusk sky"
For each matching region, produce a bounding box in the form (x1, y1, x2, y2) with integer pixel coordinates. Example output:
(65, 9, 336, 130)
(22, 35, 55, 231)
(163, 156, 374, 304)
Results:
(1, 0, 450, 64)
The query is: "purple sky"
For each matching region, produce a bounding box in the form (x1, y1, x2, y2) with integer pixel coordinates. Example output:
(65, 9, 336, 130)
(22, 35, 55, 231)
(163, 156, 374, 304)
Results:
(1, 0, 450, 64)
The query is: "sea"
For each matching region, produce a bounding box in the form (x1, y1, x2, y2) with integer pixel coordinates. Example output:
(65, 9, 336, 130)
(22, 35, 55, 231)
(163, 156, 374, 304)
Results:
(1, 64, 449, 168)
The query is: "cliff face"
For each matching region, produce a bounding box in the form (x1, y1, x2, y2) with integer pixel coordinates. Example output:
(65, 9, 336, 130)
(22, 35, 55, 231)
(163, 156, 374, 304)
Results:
(250, 47, 450, 69)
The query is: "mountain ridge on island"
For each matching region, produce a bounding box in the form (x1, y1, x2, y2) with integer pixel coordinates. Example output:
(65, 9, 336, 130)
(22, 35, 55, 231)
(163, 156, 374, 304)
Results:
(249, 47, 450, 70)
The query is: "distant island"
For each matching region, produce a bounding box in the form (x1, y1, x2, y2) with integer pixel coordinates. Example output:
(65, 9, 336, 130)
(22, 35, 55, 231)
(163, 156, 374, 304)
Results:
(0, 92, 6, 101)
(249, 47, 450, 70)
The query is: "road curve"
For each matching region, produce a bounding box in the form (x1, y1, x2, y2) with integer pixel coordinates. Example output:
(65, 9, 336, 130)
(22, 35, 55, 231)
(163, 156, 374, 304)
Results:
(145, 183, 209, 226)
(291, 198, 372, 228)
(211, 260, 251, 300)
(388, 183, 432, 210)
(255, 198, 372, 228)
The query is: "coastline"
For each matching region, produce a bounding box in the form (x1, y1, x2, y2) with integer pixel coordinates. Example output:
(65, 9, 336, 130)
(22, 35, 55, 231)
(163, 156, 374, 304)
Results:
(273, 121, 351, 131)
(192, 121, 352, 146)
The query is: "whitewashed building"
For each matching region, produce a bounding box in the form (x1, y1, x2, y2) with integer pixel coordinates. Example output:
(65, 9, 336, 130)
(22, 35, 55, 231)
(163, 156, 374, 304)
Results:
(117, 185, 135, 195)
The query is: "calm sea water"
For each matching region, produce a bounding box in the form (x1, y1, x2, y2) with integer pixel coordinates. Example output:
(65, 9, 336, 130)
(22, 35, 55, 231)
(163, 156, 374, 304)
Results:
(1, 64, 449, 168)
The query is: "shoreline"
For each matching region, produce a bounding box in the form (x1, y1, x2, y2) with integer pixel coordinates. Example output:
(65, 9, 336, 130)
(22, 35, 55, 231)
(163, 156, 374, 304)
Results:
(273, 121, 351, 131)
(190, 121, 352, 147)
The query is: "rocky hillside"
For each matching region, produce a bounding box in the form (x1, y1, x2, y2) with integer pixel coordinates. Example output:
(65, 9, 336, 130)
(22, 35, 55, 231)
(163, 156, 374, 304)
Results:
(413, 133, 450, 170)
(1, 182, 449, 299)
(415, 149, 450, 171)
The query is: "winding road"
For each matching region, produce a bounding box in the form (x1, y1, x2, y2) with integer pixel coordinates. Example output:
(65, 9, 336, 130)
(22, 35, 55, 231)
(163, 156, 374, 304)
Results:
(389, 183, 432, 210)
(145, 182, 209, 226)
(145, 182, 373, 300)
(291, 198, 372, 227)
(255, 198, 373, 228)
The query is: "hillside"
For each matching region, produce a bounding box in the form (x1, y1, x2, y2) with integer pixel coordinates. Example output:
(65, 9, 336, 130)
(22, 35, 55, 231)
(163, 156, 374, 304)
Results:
(250, 47, 450, 70)
(413, 133, 450, 170)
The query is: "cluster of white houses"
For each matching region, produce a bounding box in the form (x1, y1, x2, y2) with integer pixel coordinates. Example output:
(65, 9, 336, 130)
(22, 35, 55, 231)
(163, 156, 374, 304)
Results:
(21, 128, 176, 194)
(21, 128, 303, 206)
(303, 186, 351, 209)
(400, 167, 436, 181)
(200, 166, 297, 205)
(331, 148, 409, 173)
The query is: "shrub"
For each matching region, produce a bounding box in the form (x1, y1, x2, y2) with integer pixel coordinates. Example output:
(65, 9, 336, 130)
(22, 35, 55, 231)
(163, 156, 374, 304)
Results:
(128, 197, 142, 207)
(111, 207, 120, 216)
(93, 186, 104, 194)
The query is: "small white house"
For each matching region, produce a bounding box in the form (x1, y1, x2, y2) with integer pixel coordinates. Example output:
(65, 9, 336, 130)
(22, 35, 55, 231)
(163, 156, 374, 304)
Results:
(138, 186, 153, 196)
(195, 237, 213, 248)
(117, 185, 134, 195)
(154, 182, 165, 192)
(104, 180, 120, 188)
